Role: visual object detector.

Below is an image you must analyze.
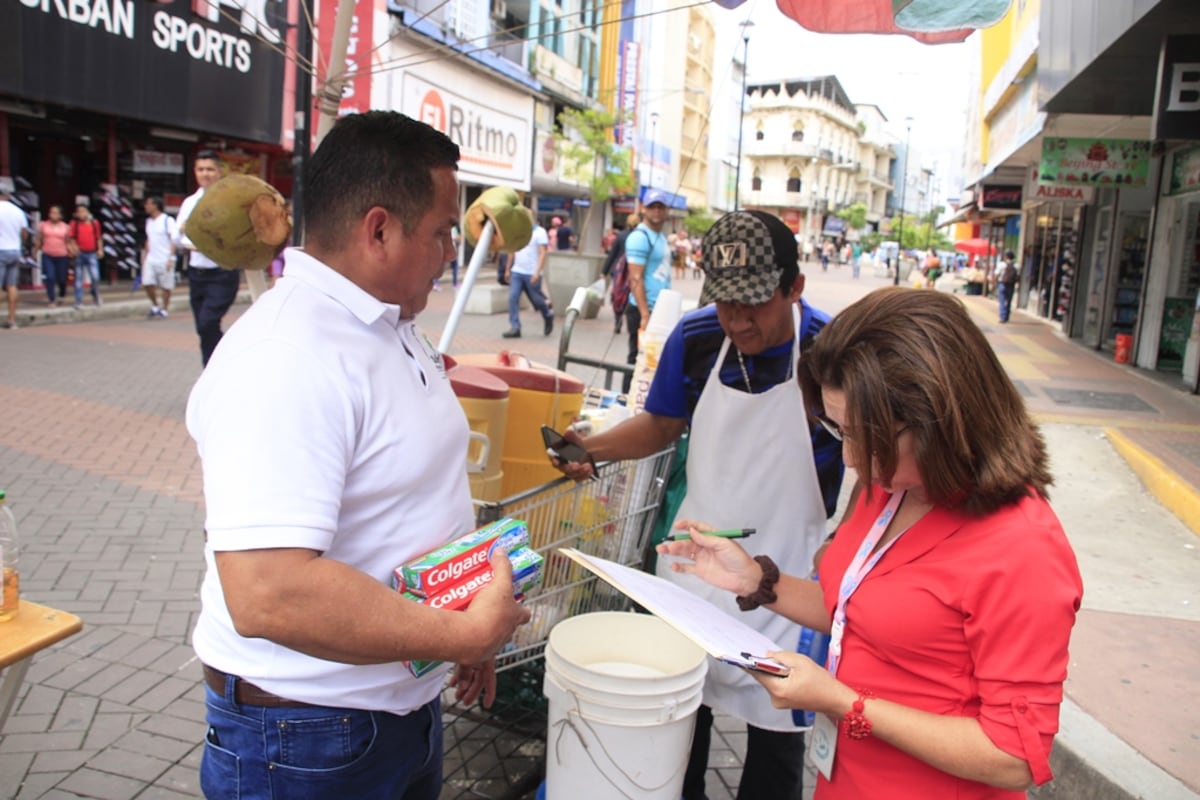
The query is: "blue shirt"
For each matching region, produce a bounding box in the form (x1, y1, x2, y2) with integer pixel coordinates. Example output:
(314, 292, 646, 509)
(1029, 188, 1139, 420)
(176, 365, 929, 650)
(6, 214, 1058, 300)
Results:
(644, 300, 844, 518)
(623, 224, 671, 310)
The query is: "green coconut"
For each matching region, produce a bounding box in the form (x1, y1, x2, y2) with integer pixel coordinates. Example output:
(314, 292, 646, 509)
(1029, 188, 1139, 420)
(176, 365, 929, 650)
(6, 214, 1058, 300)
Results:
(464, 185, 533, 253)
(187, 175, 291, 271)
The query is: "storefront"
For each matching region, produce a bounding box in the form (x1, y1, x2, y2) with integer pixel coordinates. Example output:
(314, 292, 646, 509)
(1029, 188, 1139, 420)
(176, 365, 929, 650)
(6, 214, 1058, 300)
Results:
(2, 0, 292, 282)
(1016, 175, 1093, 327)
(1145, 146, 1200, 385)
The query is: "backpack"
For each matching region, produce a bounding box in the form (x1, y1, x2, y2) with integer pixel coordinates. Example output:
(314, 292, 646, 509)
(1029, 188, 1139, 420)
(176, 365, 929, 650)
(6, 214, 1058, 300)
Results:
(610, 229, 651, 317)
(1000, 261, 1018, 284)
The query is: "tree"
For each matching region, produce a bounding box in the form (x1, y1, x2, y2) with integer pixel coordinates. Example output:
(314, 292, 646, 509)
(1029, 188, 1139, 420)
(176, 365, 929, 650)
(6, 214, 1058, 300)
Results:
(683, 208, 717, 238)
(835, 202, 869, 232)
(554, 108, 635, 249)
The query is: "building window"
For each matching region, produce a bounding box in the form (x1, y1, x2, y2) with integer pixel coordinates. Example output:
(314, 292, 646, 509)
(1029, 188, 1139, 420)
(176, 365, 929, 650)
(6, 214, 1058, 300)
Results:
(787, 168, 801, 193)
(755, 122, 764, 141)
(751, 170, 762, 191)
(791, 123, 804, 142)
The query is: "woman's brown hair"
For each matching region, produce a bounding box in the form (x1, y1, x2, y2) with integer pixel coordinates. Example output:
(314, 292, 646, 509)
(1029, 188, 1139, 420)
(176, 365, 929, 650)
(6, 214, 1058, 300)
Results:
(799, 287, 1052, 515)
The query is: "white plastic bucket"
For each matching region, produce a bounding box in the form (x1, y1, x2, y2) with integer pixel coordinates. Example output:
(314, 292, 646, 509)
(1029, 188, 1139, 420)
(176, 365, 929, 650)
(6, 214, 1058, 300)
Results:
(543, 612, 707, 800)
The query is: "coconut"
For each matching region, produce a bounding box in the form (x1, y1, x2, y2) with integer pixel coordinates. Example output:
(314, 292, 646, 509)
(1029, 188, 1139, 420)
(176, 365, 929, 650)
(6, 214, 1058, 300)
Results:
(463, 185, 533, 253)
(187, 175, 291, 271)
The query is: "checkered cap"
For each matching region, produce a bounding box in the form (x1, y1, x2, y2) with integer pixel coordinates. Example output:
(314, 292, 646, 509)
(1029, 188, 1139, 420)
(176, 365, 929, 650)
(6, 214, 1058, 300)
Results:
(700, 211, 791, 305)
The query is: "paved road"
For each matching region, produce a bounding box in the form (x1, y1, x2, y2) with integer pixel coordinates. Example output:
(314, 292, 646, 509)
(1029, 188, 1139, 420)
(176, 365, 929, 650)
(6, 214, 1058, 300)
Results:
(1, 260, 1197, 800)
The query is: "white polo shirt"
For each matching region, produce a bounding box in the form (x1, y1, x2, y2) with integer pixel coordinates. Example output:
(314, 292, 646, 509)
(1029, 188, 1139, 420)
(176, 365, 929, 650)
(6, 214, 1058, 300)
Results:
(187, 248, 475, 714)
(144, 213, 178, 266)
(176, 188, 217, 268)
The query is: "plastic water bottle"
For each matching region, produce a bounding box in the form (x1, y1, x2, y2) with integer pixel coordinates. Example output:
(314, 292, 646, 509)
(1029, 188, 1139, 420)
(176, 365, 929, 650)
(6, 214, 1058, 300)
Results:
(629, 289, 683, 414)
(792, 573, 831, 727)
(0, 489, 19, 622)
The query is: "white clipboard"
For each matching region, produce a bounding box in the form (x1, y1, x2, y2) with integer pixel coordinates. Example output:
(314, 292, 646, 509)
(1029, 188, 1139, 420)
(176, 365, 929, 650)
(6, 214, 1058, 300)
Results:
(558, 548, 790, 676)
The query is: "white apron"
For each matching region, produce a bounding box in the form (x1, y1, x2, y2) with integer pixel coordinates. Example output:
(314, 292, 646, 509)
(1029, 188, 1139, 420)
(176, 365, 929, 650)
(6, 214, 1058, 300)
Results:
(657, 305, 828, 731)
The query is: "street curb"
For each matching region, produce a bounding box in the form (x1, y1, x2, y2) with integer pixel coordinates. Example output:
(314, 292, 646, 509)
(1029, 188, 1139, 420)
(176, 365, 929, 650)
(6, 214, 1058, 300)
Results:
(13, 289, 254, 328)
(1032, 698, 1200, 800)
(1105, 427, 1200, 537)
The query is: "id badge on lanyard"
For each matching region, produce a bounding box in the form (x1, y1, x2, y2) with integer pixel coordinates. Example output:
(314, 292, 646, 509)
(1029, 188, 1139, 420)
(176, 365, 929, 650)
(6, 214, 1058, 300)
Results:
(811, 490, 907, 781)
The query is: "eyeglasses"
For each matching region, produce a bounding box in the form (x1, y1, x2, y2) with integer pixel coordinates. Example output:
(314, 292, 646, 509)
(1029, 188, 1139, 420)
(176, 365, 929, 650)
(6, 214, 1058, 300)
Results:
(815, 414, 908, 443)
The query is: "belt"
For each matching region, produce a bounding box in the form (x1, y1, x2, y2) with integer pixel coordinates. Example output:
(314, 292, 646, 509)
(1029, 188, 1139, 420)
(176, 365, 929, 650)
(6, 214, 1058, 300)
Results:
(202, 664, 315, 708)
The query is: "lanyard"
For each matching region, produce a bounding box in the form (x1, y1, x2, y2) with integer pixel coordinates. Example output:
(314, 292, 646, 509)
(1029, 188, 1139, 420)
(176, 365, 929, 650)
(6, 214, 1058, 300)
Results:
(826, 490, 907, 678)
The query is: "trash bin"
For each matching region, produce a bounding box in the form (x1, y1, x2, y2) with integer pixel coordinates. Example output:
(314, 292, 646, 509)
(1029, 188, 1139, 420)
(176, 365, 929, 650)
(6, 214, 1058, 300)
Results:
(455, 353, 585, 497)
(448, 362, 510, 503)
(1114, 333, 1133, 364)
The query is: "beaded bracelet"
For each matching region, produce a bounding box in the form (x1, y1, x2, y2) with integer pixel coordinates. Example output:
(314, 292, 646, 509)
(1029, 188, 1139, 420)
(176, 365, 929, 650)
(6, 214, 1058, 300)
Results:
(843, 689, 875, 740)
(735, 555, 780, 611)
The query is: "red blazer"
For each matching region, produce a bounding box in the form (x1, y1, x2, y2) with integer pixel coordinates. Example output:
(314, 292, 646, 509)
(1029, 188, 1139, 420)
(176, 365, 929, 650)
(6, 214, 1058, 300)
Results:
(815, 489, 1082, 799)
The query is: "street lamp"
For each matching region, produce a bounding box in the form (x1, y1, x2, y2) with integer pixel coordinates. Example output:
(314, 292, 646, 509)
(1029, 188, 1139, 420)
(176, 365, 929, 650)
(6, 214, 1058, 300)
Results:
(893, 115, 913, 286)
(733, 19, 754, 211)
(649, 111, 660, 187)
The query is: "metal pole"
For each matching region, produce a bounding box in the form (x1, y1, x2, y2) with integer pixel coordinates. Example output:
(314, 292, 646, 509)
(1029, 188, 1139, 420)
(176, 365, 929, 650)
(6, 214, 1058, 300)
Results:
(734, 24, 751, 211)
(893, 121, 912, 286)
(292, 0, 313, 246)
(438, 221, 495, 353)
(315, 0, 357, 143)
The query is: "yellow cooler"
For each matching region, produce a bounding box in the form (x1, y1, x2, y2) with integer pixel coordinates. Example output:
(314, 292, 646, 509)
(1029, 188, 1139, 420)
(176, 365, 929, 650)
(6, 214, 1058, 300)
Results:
(456, 353, 584, 498)
(448, 363, 510, 503)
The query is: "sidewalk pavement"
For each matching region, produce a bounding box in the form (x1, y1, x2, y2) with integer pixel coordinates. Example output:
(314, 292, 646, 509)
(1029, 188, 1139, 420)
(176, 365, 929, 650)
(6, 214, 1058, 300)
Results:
(0, 264, 1197, 800)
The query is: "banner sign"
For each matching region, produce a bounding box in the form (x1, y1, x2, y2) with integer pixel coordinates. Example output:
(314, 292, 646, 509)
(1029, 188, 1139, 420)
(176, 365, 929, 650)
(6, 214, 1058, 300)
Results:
(1038, 138, 1152, 188)
(2, 0, 288, 143)
(1154, 35, 1200, 141)
(132, 150, 185, 175)
(1168, 145, 1200, 196)
(616, 40, 640, 149)
(980, 184, 1022, 210)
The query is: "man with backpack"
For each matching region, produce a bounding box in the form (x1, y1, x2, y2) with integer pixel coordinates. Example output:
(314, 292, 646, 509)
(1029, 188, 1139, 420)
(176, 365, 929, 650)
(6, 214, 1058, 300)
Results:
(621, 190, 672, 392)
(68, 204, 104, 309)
(996, 249, 1018, 323)
(601, 213, 641, 335)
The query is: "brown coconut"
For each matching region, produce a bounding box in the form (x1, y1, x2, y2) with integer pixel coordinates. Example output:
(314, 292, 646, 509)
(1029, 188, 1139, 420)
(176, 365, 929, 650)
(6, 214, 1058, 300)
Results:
(463, 185, 533, 253)
(187, 175, 291, 271)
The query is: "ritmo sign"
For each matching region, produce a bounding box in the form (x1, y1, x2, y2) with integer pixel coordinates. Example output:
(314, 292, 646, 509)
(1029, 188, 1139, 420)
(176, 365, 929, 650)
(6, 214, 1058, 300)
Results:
(401, 73, 530, 188)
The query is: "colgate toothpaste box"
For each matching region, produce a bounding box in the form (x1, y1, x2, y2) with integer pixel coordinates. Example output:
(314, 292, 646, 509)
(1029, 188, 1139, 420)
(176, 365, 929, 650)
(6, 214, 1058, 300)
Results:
(397, 518, 528, 597)
(399, 547, 543, 678)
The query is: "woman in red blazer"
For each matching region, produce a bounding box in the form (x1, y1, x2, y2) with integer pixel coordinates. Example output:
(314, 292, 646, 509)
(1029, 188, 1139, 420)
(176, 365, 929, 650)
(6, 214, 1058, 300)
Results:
(659, 287, 1082, 799)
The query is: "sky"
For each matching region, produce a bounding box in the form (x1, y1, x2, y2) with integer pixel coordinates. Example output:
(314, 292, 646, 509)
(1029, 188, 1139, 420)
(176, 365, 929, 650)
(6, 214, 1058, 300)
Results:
(709, 0, 979, 197)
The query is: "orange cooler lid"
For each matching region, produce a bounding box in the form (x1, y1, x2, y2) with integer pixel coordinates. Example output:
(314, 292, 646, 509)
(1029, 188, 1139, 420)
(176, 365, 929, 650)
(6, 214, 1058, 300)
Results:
(455, 354, 585, 394)
(448, 365, 510, 399)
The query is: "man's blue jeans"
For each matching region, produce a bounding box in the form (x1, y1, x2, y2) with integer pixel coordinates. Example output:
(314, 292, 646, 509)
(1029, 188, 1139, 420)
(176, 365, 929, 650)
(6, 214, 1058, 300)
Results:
(74, 251, 101, 305)
(998, 281, 1015, 322)
(201, 682, 442, 800)
(508, 271, 552, 331)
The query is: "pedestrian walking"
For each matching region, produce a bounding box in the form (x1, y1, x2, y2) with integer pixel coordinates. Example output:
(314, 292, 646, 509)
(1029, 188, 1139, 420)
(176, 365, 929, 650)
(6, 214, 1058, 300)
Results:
(600, 213, 640, 335)
(0, 183, 29, 329)
(996, 249, 1018, 323)
(36, 205, 71, 307)
(177, 151, 242, 366)
(185, 111, 530, 800)
(623, 189, 672, 392)
(501, 212, 554, 339)
(141, 197, 178, 318)
(67, 204, 103, 309)
(657, 288, 1082, 800)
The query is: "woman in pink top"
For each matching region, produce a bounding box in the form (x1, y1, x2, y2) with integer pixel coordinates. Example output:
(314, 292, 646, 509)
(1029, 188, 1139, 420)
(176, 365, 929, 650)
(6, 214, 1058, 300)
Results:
(36, 205, 70, 306)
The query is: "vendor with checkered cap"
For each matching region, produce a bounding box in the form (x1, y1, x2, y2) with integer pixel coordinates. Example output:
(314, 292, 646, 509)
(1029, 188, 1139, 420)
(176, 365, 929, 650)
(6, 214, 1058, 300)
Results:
(550, 209, 844, 800)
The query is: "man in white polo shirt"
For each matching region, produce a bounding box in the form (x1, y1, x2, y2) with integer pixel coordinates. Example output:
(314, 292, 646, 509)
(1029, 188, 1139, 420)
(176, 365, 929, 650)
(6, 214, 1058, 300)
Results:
(141, 196, 178, 318)
(186, 112, 530, 800)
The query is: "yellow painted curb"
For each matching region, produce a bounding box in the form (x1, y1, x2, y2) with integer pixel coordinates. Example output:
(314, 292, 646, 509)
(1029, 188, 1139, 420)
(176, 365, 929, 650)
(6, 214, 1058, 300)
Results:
(1105, 427, 1200, 537)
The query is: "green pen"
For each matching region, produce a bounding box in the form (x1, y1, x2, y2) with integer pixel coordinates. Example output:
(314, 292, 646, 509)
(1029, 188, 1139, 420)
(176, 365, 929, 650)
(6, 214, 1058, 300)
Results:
(667, 528, 756, 541)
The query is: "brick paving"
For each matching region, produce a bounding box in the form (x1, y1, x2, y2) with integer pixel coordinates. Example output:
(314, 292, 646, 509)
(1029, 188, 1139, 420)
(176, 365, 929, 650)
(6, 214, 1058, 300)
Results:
(1, 262, 1198, 799)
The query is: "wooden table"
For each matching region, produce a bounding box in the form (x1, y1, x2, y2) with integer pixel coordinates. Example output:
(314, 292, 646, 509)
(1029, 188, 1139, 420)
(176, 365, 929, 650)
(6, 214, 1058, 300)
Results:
(0, 601, 83, 732)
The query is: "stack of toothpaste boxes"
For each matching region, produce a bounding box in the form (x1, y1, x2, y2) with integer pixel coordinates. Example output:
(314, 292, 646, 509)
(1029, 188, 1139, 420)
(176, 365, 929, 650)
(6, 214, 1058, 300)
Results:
(393, 517, 543, 677)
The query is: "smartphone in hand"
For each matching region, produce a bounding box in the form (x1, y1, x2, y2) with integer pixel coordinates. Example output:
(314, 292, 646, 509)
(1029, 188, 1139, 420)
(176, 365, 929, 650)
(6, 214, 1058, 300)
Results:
(541, 425, 597, 472)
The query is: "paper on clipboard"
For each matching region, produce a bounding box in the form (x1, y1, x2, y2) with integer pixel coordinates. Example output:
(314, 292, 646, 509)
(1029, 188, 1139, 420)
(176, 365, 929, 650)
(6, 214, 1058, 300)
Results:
(558, 548, 789, 675)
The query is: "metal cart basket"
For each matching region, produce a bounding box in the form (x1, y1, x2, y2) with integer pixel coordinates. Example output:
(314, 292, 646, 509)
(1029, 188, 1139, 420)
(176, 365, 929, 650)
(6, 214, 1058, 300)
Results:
(439, 445, 676, 799)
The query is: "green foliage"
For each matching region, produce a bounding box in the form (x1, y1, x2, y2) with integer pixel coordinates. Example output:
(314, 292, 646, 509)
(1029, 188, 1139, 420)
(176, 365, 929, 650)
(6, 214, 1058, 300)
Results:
(888, 210, 951, 252)
(683, 208, 717, 238)
(554, 108, 635, 246)
(835, 202, 869, 232)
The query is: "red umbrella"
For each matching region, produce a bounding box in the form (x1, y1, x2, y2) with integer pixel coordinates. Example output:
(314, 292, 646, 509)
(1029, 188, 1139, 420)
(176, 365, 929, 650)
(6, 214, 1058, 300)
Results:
(953, 238, 997, 256)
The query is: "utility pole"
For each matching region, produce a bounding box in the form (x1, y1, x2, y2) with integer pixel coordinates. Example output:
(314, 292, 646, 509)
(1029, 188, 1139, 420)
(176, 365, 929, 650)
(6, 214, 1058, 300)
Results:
(733, 19, 753, 211)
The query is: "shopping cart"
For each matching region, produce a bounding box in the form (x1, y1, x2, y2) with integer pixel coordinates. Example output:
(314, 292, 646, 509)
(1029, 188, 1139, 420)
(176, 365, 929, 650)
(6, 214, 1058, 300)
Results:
(439, 445, 676, 800)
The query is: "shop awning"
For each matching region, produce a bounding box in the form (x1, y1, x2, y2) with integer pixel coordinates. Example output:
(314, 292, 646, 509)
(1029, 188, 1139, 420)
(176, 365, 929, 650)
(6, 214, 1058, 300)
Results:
(939, 203, 977, 228)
